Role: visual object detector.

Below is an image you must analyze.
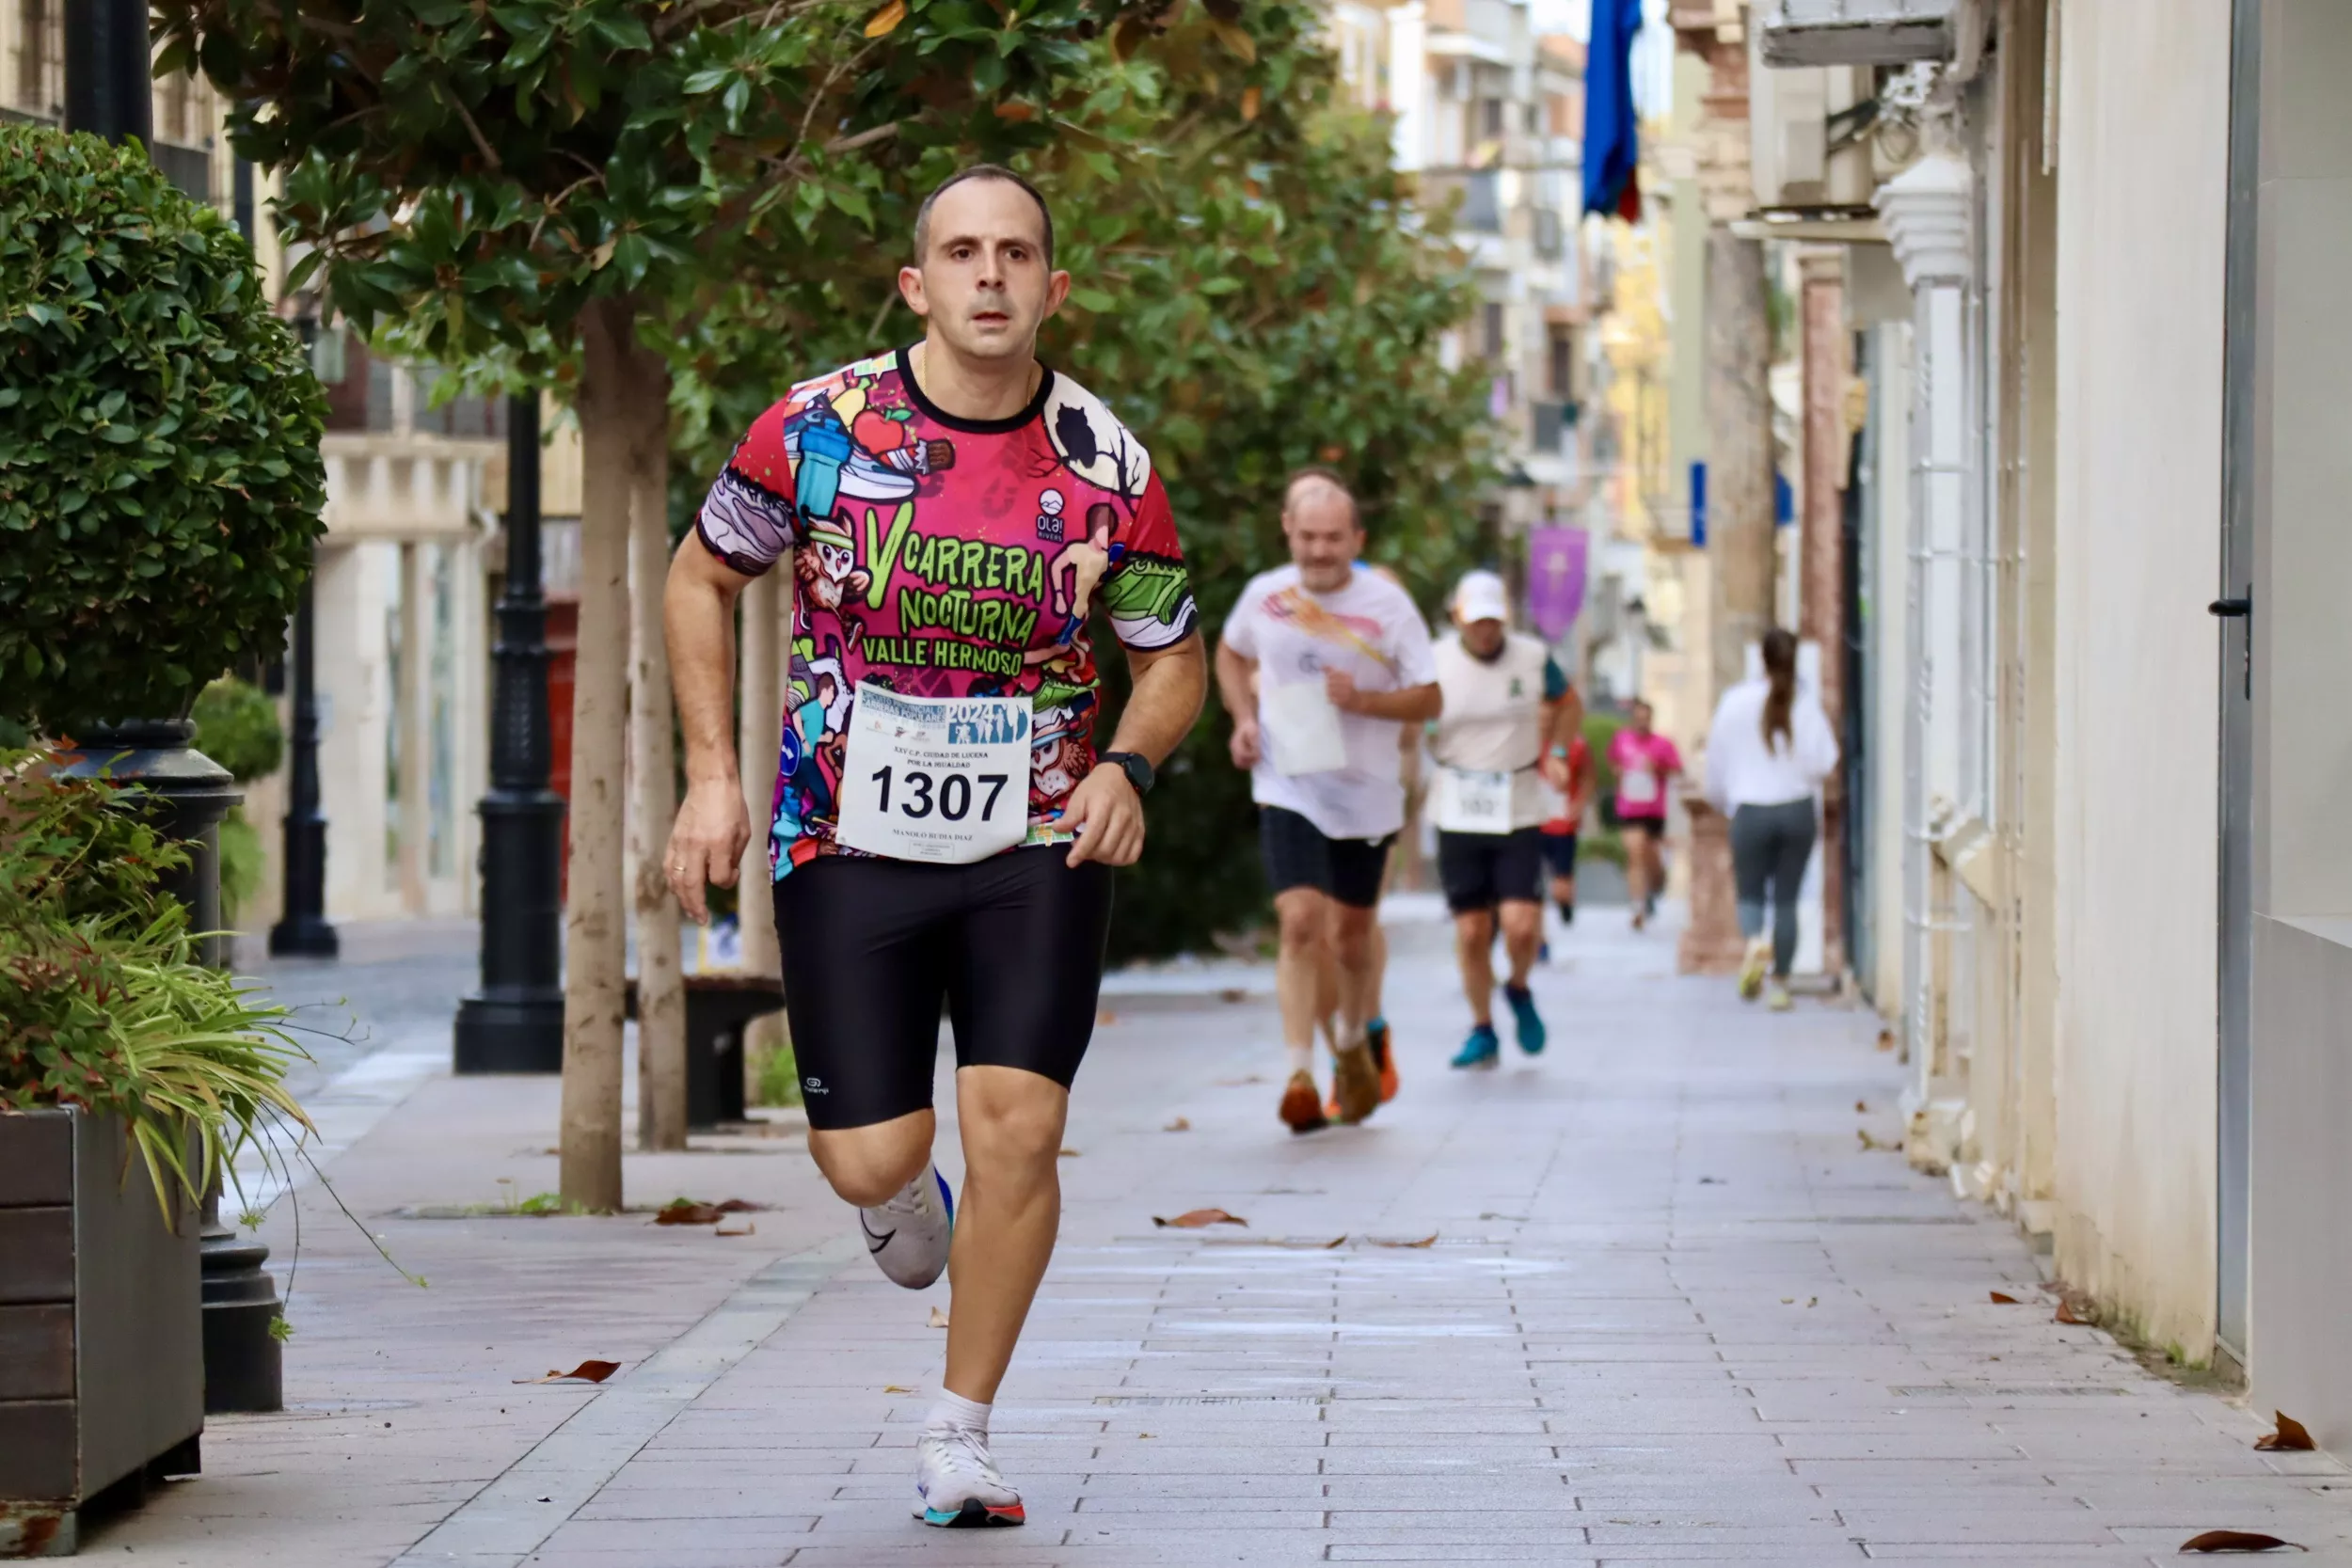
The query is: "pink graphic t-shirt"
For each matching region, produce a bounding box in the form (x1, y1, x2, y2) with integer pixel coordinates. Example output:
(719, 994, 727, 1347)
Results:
(1607, 728, 1682, 821)
(694, 348, 1198, 879)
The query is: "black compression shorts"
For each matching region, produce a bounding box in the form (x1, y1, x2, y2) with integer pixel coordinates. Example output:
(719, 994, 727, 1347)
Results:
(1540, 831, 1579, 877)
(772, 846, 1114, 1131)
(1258, 805, 1392, 910)
(1437, 827, 1546, 914)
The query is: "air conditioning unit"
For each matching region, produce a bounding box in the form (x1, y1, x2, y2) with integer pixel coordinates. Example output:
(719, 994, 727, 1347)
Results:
(1749, 35, 1876, 210)
(1756, 0, 1961, 67)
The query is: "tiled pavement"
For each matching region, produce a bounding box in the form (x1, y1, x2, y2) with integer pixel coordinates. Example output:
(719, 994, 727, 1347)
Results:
(87, 900, 2352, 1565)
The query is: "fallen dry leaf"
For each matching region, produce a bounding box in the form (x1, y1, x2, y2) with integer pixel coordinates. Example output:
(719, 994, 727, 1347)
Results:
(2179, 1529, 2306, 1552)
(715, 1198, 763, 1212)
(2056, 1300, 2090, 1325)
(1218, 988, 1248, 1003)
(1164, 1117, 1191, 1132)
(715, 1223, 755, 1237)
(927, 1307, 950, 1328)
(2256, 1413, 2317, 1452)
(1855, 1100, 1868, 1113)
(1324, 1235, 1347, 1248)
(1806, 1297, 1819, 1308)
(1371, 1234, 1438, 1249)
(515, 1359, 621, 1386)
(655, 1200, 723, 1226)
(1876, 1028, 1897, 1052)
(1154, 1208, 1248, 1228)
(1096, 1008, 1120, 1025)
(1990, 1291, 2021, 1305)
(883, 1385, 914, 1393)
(1215, 1075, 1267, 1086)
(1857, 1130, 1886, 1151)
(863, 0, 906, 37)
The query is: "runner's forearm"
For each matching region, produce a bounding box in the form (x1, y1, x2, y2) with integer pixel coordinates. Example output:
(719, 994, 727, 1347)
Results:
(1213, 639, 1257, 723)
(1110, 633, 1209, 766)
(1346, 682, 1442, 723)
(666, 536, 754, 786)
(1548, 687, 1584, 752)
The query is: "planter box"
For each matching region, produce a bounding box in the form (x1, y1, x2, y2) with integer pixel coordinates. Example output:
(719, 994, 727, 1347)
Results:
(0, 1110, 201, 1558)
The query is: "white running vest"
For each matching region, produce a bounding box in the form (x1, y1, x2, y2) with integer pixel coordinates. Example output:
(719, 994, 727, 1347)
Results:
(1430, 631, 1553, 831)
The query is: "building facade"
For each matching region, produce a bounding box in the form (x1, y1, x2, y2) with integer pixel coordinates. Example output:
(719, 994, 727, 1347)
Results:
(1729, 0, 2352, 1450)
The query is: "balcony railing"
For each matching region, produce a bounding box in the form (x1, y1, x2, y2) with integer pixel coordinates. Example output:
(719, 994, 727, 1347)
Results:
(1418, 168, 1502, 235)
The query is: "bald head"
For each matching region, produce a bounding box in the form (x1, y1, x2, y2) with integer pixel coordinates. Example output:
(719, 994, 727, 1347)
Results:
(1280, 469, 1362, 593)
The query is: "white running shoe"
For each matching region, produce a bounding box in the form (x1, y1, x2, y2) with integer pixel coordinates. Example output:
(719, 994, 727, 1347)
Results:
(860, 1164, 953, 1290)
(914, 1427, 1025, 1528)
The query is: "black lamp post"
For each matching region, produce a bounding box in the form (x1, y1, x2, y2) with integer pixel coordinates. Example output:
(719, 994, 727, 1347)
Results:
(64, 0, 285, 1414)
(453, 393, 567, 1073)
(268, 561, 339, 958)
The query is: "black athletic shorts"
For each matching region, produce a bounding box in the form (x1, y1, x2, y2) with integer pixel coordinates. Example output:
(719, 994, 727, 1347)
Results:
(1540, 831, 1579, 878)
(773, 847, 1113, 1131)
(1437, 827, 1546, 914)
(1620, 816, 1666, 841)
(1258, 805, 1391, 910)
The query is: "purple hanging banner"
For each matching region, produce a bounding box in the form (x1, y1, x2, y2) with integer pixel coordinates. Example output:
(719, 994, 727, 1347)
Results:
(1525, 525, 1589, 642)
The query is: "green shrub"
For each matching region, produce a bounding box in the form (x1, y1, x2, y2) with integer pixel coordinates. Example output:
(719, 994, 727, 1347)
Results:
(750, 1037, 803, 1109)
(0, 125, 326, 730)
(191, 676, 283, 782)
(0, 747, 309, 1215)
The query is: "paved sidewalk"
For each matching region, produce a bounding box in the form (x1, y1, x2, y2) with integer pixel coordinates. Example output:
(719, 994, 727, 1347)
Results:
(87, 901, 2352, 1565)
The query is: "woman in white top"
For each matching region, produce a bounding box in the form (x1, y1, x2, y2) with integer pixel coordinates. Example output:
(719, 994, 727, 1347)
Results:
(1704, 628, 1840, 1009)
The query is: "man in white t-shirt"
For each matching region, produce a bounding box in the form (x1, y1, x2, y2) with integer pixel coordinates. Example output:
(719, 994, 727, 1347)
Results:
(1426, 571, 1581, 1068)
(1216, 470, 1440, 1133)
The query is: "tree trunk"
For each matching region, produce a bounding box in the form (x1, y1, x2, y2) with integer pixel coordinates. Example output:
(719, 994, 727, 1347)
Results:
(628, 356, 687, 1152)
(1680, 226, 1775, 976)
(735, 572, 784, 1087)
(1706, 226, 1777, 695)
(1797, 248, 1849, 975)
(559, 296, 646, 1212)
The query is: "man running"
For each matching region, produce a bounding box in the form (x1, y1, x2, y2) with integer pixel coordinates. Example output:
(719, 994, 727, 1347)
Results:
(1428, 571, 1581, 1066)
(662, 165, 1205, 1529)
(1538, 726, 1594, 929)
(1216, 471, 1438, 1133)
(1609, 698, 1681, 928)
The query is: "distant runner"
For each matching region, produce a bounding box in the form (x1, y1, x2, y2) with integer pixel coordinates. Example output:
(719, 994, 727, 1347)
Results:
(1707, 627, 1838, 1010)
(1538, 726, 1594, 930)
(1608, 698, 1680, 929)
(1428, 571, 1581, 1066)
(1217, 471, 1439, 1132)
(663, 165, 1205, 1530)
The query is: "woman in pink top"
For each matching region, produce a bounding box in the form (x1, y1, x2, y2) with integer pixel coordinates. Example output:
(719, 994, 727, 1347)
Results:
(1607, 700, 1681, 928)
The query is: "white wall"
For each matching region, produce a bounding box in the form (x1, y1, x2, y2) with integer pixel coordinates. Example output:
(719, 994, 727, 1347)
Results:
(2247, 0, 2352, 1452)
(2047, 0, 2231, 1356)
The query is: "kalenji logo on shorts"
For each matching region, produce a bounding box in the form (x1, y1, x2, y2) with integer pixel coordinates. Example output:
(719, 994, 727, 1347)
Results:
(803, 1076, 828, 1095)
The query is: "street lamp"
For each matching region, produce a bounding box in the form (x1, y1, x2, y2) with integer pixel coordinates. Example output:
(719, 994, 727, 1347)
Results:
(270, 300, 340, 959)
(453, 392, 567, 1073)
(65, 0, 285, 1413)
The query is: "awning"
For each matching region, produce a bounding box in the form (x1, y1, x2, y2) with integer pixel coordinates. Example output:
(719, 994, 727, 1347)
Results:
(1756, 0, 1962, 68)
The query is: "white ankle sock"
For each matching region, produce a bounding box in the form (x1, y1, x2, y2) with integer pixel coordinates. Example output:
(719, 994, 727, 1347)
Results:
(926, 1390, 991, 1439)
(1285, 1042, 1314, 1077)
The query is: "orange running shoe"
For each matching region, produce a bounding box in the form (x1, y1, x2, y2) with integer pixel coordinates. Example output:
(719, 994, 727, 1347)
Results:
(1367, 1019, 1398, 1102)
(1279, 1070, 1328, 1134)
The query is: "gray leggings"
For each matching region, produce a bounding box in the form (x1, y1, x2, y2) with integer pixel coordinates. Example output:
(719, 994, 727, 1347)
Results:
(1730, 799, 1817, 978)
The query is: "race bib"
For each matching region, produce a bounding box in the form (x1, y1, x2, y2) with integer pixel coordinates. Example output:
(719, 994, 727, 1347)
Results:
(835, 685, 1030, 864)
(1620, 767, 1660, 807)
(1434, 767, 1514, 835)
(1262, 677, 1348, 777)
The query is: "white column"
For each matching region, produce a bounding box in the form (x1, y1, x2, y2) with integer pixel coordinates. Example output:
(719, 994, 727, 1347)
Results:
(1388, 3, 1428, 172)
(1878, 148, 1976, 1122)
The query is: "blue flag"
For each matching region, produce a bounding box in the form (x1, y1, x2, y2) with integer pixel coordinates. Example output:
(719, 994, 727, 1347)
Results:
(1582, 0, 1644, 222)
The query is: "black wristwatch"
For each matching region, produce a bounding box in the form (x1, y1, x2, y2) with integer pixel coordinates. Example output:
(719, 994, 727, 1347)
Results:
(1098, 751, 1155, 796)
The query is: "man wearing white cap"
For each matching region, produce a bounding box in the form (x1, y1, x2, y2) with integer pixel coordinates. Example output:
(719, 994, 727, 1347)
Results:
(1427, 570, 1582, 1067)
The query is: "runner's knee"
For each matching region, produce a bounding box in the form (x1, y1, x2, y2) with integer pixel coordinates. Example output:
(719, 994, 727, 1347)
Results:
(1275, 893, 1328, 953)
(810, 1116, 935, 1207)
(1330, 907, 1376, 967)
(957, 1069, 1069, 1179)
(1499, 901, 1542, 943)
(1454, 909, 1496, 948)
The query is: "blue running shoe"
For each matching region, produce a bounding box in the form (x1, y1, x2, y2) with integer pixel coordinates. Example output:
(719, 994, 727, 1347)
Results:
(1504, 983, 1547, 1055)
(1450, 1024, 1501, 1069)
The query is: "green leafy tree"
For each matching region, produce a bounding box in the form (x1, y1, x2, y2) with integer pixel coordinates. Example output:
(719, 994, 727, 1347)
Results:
(160, 0, 1187, 1211)
(669, 5, 1496, 958)
(0, 125, 325, 732)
